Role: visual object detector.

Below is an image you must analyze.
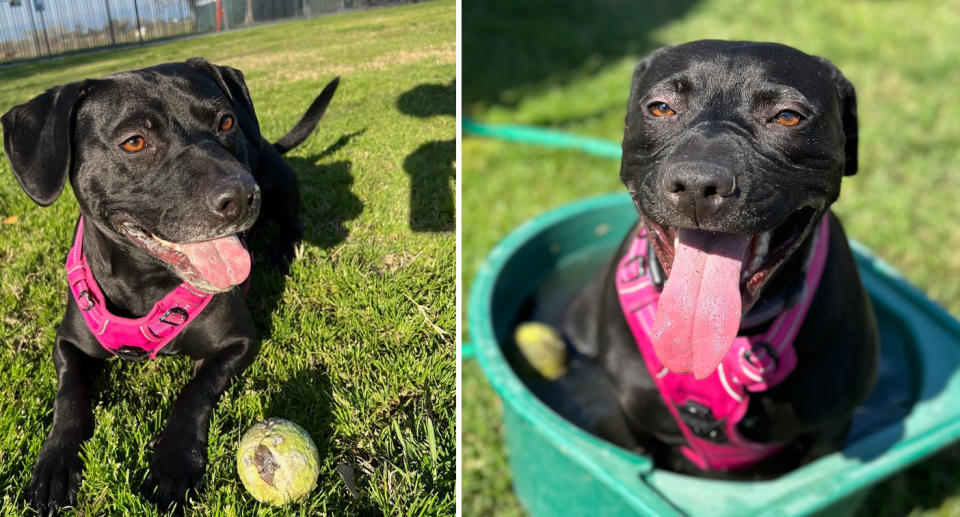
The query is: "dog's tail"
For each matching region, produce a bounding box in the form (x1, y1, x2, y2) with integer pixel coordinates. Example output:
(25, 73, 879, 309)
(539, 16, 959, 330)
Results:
(273, 77, 340, 155)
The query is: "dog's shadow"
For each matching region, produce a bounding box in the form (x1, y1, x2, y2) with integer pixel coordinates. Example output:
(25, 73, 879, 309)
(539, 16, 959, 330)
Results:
(396, 81, 455, 232)
(245, 142, 363, 367)
(397, 83, 454, 118)
(262, 365, 335, 463)
(246, 147, 364, 331)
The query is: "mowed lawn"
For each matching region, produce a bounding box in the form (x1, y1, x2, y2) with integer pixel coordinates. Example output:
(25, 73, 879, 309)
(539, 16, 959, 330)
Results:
(0, 1, 455, 515)
(462, 1, 960, 516)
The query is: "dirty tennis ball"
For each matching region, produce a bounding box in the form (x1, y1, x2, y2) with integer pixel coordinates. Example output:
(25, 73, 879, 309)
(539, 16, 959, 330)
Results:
(237, 418, 320, 505)
(514, 321, 569, 380)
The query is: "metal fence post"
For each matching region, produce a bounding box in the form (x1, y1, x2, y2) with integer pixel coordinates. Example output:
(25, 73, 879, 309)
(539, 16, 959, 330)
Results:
(188, 0, 197, 32)
(33, 0, 51, 56)
(132, 0, 143, 44)
(23, 0, 43, 58)
(103, 0, 116, 46)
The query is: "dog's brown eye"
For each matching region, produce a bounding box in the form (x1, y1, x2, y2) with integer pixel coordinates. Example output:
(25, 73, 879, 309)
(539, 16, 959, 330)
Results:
(121, 136, 146, 153)
(648, 102, 676, 117)
(219, 115, 235, 132)
(773, 110, 803, 126)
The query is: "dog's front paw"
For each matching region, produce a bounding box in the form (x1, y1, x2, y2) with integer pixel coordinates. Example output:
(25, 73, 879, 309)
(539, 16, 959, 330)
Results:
(141, 444, 206, 514)
(28, 444, 83, 516)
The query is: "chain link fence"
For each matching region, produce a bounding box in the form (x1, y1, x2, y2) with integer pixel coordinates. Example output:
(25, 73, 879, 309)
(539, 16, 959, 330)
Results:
(0, 0, 416, 64)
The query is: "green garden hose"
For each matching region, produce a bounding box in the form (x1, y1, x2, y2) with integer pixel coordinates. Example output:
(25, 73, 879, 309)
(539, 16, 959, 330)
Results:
(463, 118, 622, 160)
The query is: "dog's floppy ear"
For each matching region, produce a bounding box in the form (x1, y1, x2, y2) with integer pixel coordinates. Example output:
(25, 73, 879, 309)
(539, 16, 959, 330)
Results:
(186, 57, 262, 144)
(1, 81, 89, 206)
(816, 57, 858, 176)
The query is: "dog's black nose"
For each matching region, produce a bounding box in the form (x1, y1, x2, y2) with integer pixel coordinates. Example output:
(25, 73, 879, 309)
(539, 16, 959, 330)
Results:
(662, 162, 736, 223)
(207, 176, 261, 223)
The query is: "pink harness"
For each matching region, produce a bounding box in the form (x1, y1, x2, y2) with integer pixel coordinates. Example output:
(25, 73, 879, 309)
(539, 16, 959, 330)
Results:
(66, 217, 215, 359)
(616, 215, 830, 471)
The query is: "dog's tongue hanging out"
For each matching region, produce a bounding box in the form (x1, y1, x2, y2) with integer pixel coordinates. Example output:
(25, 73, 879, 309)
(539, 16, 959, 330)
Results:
(167, 235, 251, 292)
(651, 228, 753, 379)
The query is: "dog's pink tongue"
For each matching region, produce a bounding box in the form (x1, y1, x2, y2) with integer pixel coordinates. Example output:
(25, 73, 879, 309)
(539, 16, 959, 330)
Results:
(173, 235, 251, 291)
(651, 228, 752, 379)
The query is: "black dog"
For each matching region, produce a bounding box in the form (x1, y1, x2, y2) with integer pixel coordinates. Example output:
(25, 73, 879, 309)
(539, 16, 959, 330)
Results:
(565, 41, 878, 476)
(2, 58, 338, 512)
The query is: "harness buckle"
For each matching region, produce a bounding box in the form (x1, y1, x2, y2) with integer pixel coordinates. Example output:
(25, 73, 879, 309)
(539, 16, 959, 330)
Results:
(646, 240, 666, 287)
(620, 254, 647, 283)
(115, 345, 149, 361)
(744, 341, 779, 373)
(159, 307, 189, 326)
(77, 290, 95, 312)
(678, 400, 728, 443)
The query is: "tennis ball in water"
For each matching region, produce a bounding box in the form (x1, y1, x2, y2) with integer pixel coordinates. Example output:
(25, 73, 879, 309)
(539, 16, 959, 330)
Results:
(237, 418, 320, 505)
(514, 321, 569, 380)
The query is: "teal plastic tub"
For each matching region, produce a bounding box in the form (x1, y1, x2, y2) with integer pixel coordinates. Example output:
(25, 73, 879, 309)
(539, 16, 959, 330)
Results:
(467, 193, 960, 517)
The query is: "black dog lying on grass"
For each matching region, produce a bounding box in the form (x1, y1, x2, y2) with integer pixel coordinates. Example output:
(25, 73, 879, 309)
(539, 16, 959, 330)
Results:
(2, 58, 338, 513)
(565, 41, 878, 477)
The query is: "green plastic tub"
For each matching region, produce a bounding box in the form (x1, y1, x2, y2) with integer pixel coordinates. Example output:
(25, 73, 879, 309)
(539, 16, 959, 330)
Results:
(467, 192, 960, 517)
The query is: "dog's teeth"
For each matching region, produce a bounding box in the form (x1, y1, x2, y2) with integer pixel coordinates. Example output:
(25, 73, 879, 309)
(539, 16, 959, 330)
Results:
(673, 234, 679, 249)
(754, 232, 770, 257)
(741, 270, 751, 281)
(749, 255, 764, 273)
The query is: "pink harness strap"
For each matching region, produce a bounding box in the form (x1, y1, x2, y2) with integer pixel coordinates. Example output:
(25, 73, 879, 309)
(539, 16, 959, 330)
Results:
(66, 217, 214, 359)
(616, 216, 830, 471)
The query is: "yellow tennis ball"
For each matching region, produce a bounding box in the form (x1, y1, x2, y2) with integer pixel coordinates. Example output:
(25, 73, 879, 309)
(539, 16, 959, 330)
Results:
(514, 321, 569, 380)
(237, 418, 320, 505)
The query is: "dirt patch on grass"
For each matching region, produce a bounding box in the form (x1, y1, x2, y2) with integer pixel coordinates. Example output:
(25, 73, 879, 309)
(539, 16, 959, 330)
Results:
(364, 43, 455, 71)
(243, 42, 454, 84)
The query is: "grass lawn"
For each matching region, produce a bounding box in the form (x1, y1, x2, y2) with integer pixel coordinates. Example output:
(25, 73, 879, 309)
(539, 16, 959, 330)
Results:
(462, 0, 960, 515)
(0, 1, 455, 515)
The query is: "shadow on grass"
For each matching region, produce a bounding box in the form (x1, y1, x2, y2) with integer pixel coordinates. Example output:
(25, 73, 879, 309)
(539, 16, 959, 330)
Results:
(462, 0, 701, 110)
(247, 150, 363, 327)
(263, 366, 335, 462)
(397, 81, 455, 232)
(317, 129, 367, 161)
(403, 140, 454, 232)
(397, 82, 454, 118)
(290, 156, 364, 248)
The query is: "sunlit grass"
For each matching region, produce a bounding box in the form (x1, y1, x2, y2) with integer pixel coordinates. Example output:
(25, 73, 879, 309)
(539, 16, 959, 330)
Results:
(0, 1, 455, 514)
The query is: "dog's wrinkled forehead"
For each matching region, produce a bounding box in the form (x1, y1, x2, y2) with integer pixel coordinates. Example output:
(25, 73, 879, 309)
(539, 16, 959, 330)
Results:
(79, 66, 230, 133)
(632, 40, 839, 110)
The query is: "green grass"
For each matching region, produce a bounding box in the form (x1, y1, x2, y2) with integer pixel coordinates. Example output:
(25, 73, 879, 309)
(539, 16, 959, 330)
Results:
(462, 0, 960, 515)
(0, 1, 454, 515)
